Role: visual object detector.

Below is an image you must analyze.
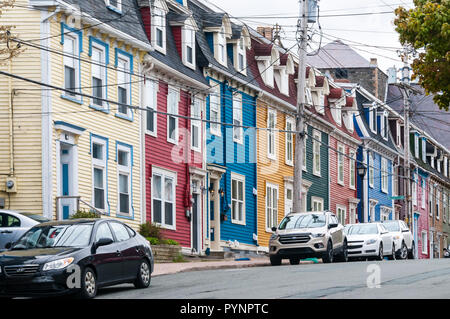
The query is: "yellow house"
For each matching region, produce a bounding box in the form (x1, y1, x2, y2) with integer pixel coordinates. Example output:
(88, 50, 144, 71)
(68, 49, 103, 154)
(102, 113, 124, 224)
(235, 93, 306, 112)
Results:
(0, 0, 152, 229)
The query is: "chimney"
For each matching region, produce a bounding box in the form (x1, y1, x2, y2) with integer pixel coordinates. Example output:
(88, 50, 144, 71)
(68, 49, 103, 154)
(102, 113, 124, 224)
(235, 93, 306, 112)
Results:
(370, 58, 378, 68)
(370, 58, 379, 99)
(257, 27, 273, 41)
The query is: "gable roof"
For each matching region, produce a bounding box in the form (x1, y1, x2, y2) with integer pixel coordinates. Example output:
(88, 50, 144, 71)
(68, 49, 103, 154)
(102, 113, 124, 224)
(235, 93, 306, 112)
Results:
(307, 40, 371, 69)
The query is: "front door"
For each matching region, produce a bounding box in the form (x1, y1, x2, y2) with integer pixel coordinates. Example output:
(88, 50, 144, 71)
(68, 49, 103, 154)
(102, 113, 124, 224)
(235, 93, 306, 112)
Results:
(59, 143, 76, 219)
(192, 193, 200, 254)
(285, 183, 293, 216)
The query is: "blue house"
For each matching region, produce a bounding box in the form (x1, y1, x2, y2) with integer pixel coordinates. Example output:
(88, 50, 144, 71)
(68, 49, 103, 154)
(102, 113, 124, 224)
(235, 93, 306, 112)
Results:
(189, 0, 260, 253)
(354, 86, 400, 223)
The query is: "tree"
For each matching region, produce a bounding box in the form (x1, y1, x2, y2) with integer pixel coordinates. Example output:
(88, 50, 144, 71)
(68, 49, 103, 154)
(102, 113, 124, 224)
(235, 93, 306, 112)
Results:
(394, 0, 450, 110)
(0, 0, 23, 64)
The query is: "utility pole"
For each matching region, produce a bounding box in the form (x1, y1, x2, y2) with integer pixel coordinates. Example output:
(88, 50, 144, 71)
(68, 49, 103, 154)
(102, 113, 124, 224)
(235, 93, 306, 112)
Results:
(293, 0, 309, 213)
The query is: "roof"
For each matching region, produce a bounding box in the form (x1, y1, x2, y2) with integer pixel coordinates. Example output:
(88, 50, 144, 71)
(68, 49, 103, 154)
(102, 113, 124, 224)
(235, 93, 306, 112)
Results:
(307, 40, 372, 69)
(63, 0, 150, 45)
(387, 84, 450, 150)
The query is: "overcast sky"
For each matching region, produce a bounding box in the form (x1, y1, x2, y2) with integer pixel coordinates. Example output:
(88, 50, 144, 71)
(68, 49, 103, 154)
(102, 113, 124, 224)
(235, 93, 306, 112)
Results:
(206, 0, 415, 74)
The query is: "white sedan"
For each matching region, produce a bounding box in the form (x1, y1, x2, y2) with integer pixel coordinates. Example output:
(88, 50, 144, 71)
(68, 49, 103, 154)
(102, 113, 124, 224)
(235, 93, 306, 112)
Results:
(347, 223, 396, 261)
(381, 220, 415, 259)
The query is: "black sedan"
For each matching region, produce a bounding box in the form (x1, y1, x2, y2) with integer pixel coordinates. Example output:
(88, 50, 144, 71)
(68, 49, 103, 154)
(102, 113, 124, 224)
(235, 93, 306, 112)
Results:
(0, 218, 154, 298)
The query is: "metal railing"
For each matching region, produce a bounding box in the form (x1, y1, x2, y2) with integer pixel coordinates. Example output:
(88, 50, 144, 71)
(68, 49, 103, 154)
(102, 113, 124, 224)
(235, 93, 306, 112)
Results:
(55, 196, 107, 220)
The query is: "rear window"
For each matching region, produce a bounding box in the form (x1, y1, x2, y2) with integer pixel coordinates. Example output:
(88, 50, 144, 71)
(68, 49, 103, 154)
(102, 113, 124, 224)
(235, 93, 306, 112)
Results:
(21, 213, 50, 223)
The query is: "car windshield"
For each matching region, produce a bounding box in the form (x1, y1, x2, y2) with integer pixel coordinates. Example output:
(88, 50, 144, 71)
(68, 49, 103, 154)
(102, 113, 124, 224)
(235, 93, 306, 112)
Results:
(21, 213, 50, 223)
(348, 224, 379, 235)
(382, 221, 400, 232)
(11, 223, 93, 250)
(278, 214, 326, 230)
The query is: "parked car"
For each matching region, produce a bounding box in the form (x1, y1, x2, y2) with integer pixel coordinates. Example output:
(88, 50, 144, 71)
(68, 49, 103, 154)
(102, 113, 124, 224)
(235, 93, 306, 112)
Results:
(444, 246, 450, 258)
(344, 224, 357, 235)
(0, 218, 154, 298)
(381, 220, 415, 259)
(0, 210, 50, 251)
(269, 211, 348, 265)
(347, 223, 396, 261)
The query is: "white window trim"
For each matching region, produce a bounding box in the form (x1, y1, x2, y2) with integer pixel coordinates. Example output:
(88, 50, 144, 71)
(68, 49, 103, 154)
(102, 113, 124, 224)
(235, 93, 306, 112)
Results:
(337, 143, 345, 186)
(305, 87, 313, 107)
(422, 179, 426, 209)
(106, 0, 122, 12)
(91, 44, 107, 109)
(412, 173, 417, 207)
(62, 33, 80, 100)
(167, 87, 180, 145)
(151, 167, 177, 230)
(285, 117, 295, 167)
(313, 130, 321, 176)
(231, 172, 246, 225)
(215, 26, 227, 67)
(311, 196, 324, 212)
(265, 182, 279, 232)
(233, 93, 243, 144)
(369, 153, 374, 188)
(336, 205, 347, 225)
(209, 85, 221, 136)
(380, 207, 392, 221)
(381, 157, 388, 194)
(235, 37, 247, 75)
(436, 188, 440, 220)
(91, 136, 108, 213)
(152, 6, 167, 54)
(116, 144, 132, 216)
(414, 134, 419, 158)
(421, 231, 428, 254)
(267, 109, 277, 160)
(369, 105, 377, 134)
(191, 97, 202, 153)
(182, 26, 196, 70)
(349, 150, 356, 190)
(145, 80, 158, 137)
(116, 53, 132, 119)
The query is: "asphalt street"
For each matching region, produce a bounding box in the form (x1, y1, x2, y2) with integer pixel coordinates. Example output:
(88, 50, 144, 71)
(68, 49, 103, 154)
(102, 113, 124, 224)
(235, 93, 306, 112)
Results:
(95, 259, 450, 299)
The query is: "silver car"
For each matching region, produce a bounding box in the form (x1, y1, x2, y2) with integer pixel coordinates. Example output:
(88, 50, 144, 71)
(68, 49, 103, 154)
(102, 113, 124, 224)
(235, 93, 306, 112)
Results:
(0, 210, 50, 250)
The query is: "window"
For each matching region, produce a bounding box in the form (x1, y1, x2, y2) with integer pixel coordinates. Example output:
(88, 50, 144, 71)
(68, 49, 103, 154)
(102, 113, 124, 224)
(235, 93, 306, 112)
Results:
(91, 136, 108, 211)
(412, 173, 417, 207)
(285, 184, 293, 216)
(145, 79, 158, 136)
(117, 143, 132, 215)
(63, 35, 77, 97)
(393, 166, 399, 197)
(0, 213, 21, 228)
(95, 222, 114, 242)
(421, 231, 428, 254)
(380, 113, 388, 139)
(368, 105, 377, 133)
(422, 179, 426, 209)
(231, 173, 245, 225)
(313, 130, 321, 176)
(443, 192, 448, 223)
(369, 153, 374, 188)
(267, 109, 276, 159)
(285, 118, 295, 166)
(183, 26, 196, 69)
(337, 206, 346, 225)
(153, 7, 166, 53)
(152, 168, 176, 229)
(312, 197, 324, 212)
(209, 86, 221, 136)
(233, 94, 243, 144)
(396, 121, 402, 147)
(349, 151, 356, 189)
(444, 157, 448, 177)
(90, 40, 108, 109)
(429, 184, 434, 216)
(316, 91, 325, 114)
(116, 54, 131, 118)
(167, 88, 179, 144)
(266, 183, 279, 231)
(381, 157, 388, 193)
(191, 97, 202, 152)
(337, 144, 345, 185)
(109, 222, 131, 242)
(414, 134, 419, 158)
(369, 200, 377, 222)
(236, 38, 246, 74)
(436, 188, 440, 220)
(305, 87, 313, 107)
(217, 26, 227, 65)
(106, 0, 122, 12)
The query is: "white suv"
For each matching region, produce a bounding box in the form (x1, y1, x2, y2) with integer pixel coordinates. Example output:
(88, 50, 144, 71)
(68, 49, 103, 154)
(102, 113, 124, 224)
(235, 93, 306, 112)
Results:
(382, 220, 415, 259)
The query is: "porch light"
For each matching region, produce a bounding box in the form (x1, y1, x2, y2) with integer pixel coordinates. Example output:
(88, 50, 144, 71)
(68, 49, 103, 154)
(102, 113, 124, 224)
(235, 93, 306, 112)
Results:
(357, 163, 367, 177)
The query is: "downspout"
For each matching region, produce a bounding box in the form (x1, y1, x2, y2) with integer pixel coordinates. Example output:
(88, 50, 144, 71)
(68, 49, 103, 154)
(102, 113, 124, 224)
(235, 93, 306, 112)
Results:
(8, 59, 15, 177)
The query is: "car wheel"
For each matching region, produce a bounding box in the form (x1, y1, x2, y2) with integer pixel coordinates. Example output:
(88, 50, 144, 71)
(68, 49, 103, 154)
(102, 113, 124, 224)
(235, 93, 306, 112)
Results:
(377, 243, 384, 261)
(134, 259, 151, 289)
(336, 241, 348, 262)
(78, 267, 97, 299)
(322, 241, 334, 263)
(388, 243, 396, 260)
(408, 242, 415, 259)
(399, 242, 408, 260)
(289, 256, 300, 265)
(270, 255, 282, 266)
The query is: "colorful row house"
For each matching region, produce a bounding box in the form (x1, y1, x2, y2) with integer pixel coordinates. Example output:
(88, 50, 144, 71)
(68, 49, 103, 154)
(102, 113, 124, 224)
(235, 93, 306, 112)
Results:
(0, 0, 153, 229)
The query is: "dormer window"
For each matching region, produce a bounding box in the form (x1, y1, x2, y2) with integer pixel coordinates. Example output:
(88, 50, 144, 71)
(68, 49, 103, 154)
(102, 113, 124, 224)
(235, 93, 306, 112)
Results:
(237, 38, 246, 73)
(217, 26, 227, 65)
(422, 138, 426, 162)
(380, 111, 388, 140)
(396, 121, 402, 147)
(414, 133, 419, 158)
(275, 54, 294, 96)
(255, 45, 278, 88)
(305, 87, 313, 106)
(368, 104, 377, 134)
(152, 1, 168, 54)
(182, 25, 196, 69)
(106, 0, 122, 13)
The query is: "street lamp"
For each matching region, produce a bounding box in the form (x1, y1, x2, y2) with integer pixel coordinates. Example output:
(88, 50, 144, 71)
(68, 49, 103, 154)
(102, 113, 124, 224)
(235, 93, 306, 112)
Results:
(357, 163, 367, 223)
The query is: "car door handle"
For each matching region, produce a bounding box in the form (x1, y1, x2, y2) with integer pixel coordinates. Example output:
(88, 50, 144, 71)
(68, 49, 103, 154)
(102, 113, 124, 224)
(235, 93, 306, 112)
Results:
(0, 230, 12, 234)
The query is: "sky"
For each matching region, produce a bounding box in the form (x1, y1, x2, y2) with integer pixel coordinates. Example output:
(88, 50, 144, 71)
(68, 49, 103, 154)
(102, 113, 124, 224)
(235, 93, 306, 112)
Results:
(206, 0, 415, 74)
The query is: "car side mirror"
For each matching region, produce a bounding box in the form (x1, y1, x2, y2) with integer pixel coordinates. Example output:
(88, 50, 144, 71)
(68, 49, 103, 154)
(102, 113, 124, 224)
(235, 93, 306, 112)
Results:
(4, 242, 12, 250)
(271, 227, 277, 232)
(328, 223, 338, 229)
(94, 238, 113, 251)
(402, 229, 410, 233)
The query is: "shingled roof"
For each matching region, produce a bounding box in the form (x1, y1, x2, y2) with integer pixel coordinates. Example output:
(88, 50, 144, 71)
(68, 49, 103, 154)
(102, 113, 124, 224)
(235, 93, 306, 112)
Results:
(307, 40, 371, 69)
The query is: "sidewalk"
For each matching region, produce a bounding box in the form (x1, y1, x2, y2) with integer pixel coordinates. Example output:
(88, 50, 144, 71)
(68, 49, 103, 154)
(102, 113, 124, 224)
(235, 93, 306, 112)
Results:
(152, 257, 319, 277)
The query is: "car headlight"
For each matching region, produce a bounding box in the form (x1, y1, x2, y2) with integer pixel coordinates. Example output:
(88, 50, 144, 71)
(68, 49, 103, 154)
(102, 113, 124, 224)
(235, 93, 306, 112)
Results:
(43, 257, 74, 271)
(270, 234, 278, 241)
(312, 233, 325, 238)
(365, 239, 378, 245)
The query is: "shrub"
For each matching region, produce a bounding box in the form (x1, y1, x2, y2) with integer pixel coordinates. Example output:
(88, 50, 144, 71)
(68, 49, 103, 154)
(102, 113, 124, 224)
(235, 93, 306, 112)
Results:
(139, 222, 162, 239)
(70, 210, 101, 219)
(172, 253, 186, 263)
(146, 237, 180, 246)
(147, 237, 161, 245)
(164, 239, 180, 246)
